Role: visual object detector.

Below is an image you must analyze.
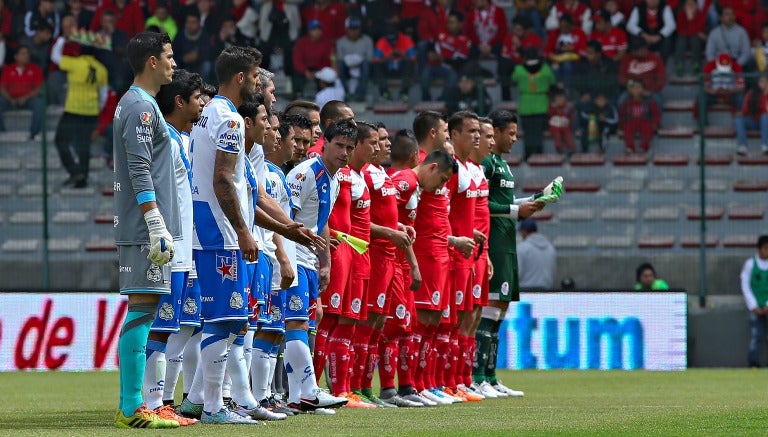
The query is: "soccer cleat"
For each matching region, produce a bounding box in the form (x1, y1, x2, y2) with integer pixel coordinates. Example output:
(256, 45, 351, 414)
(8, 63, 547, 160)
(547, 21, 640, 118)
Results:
(380, 393, 423, 408)
(114, 405, 180, 429)
(470, 382, 498, 399)
(340, 392, 377, 408)
(403, 392, 437, 406)
(260, 396, 297, 416)
(420, 389, 451, 405)
(201, 407, 258, 424)
(366, 393, 398, 408)
(432, 387, 462, 403)
(237, 405, 288, 420)
(179, 397, 203, 419)
(455, 385, 484, 402)
(493, 381, 525, 397)
(154, 405, 198, 426)
(441, 387, 465, 403)
(299, 388, 348, 410)
(310, 408, 336, 415)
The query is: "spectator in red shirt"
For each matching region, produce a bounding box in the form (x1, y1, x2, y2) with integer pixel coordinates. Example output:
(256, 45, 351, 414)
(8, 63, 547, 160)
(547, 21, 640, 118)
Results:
(301, 0, 347, 41)
(590, 9, 628, 62)
(420, 10, 470, 101)
(499, 15, 543, 101)
(546, 0, 592, 34)
(373, 26, 416, 101)
(626, 0, 677, 61)
(399, 0, 428, 38)
(292, 20, 335, 99)
(703, 52, 745, 110)
(515, 0, 548, 37)
(416, 0, 451, 70)
(548, 88, 577, 154)
(618, 37, 666, 111)
(619, 79, 660, 153)
(545, 14, 587, 88)
(733, 75, 768, 155)
(464, 0, 507, 59)
(91, 0, 145, 38)
(0, 46, 44, 139)
(674, 0, 707, 76)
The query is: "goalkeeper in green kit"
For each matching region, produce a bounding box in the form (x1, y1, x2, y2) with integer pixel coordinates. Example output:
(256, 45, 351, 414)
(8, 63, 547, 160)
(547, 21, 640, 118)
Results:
(470, 110, 563, 398)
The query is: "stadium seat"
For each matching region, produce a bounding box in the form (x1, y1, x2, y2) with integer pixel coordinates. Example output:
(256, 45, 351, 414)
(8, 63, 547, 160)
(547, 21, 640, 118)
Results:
(703, 126, 735, 138)
(24, 156, 62, 170)
(691, 179, 729, 192)
(596, 236, 634, 248)
(680, 235, 719, 248)
(697, 153, 733, 166)
(9, 211, 44, 224)
(85, 237, 117, 252)
(372, 102, 409, 114)
(2, 239, 39, 252)
(522, 180, 547, 193)
(642, 206, 680, 221)
(605, 178, 644, 192)
(553, 235, 590, 249)
(613, 153, 648, 166)
(669, 77, 698, 85)
(733, 180, 768, 192)
(94, 212, 113, 224)
(727, 206, 765, 220)
(637, 235, 676, 248)
(723, 235, 758, 248)
(653, 153, 689, 166)
(52, 211, 89, 224)
(747, 130, 762, 138)
(60, 186, 97, 196)
(0, 185, 13, 196)
(565, 180, 601, 192)
(18, 184, 52, 196)
(663, 100, 695, 112)
(413, 101, 447, 114)
(527, 153, 565, 166)
(658, 127, 695, 138)
(648, 179, 685, 192)
(531, 210, 553, 221)
(101, 185, 114, 196)
(569, 153, 605, 166)
(736, 154, 768, 165)
(686, 206, 725, 220)
(48, 237, 82, 252)
(494, 101, 518, 112)
(557, 207, 595, 221)
(601, 207, 638, 221)
(0, 157, 21, 171)
(504, 154, 522, 167)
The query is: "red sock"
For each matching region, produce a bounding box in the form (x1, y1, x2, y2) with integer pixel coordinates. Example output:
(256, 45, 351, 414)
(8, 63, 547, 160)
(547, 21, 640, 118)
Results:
(362, 329, 382, 390)
(327, 323, 355, 395)
(413, 322, 437, 391)
(426, 329, 439, 389)
(350, 324, 374, 390)
(434, 325, 452, 388)
(313, 315, 337, 384)
(397, 333, 415, 390)
(346, 339, 356, 394)
(446, 328, 460, 389)
(463, 335, 476, 387)
(379, 322, 405, 391)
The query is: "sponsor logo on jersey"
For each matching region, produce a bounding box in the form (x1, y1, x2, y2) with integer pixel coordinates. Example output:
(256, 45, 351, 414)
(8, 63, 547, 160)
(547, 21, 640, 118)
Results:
(472, 284, 482, 298)
(227, 119, 241, 129)
(501, 281, 510, 295)
(119, 265, 131, 273)
(442, 305, 450, 319)
(330, 293, 341, 308)
(271, 305, 282, 321)
(146, 264, 162, 282)
(351, 298, 362, 313)
(158, 302, 174, 320)
(295, 172, 306, 182)
(288, 295, 302, 311)
(315, 168, 326, 180)
(500, 179, 515, 189)
(113, 215, 119, 228)
(380, 186, 397, 196)
(229, 291, 244, 309)
(183, 297, 198, 315)
(140, 112, 152, 125)
(356, 199, 371, 209)
(216, 253, 237, 282)
(431, 290, 441, 306)
(377, 293, 386, 308)
(395, 304, 406, 320)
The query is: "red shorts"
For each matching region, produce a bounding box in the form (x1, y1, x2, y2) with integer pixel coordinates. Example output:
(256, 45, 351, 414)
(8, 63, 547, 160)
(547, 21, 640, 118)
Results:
(366, 247, 396, 315)
(441, 265, 473, 324)
(384, 261, 410, 327)
(345, 250, 370, 320)
(413, 253, 450, 313)
(472, 253, 490, 307)
(323, 243, 353, 317)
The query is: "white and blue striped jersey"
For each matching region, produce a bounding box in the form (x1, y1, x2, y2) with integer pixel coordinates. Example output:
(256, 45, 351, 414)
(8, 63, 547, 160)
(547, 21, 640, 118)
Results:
(169, 123, 193, 272)
(285, 157, 339, 270)
(190, 95, 247, 250)
(265, 160, 299, 289)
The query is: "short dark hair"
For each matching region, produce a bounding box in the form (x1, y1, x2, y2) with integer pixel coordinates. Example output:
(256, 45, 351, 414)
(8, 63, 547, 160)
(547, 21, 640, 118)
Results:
(413, 110, 444, 143)
(587, 39, 602, 53)
(375, 121, 387, 130)
(319, 100, 352, 126)
(560, 13, 574, 25)
(201, 82, 217, 99)
(276, 112, 293, 138)
(284, 99, 320, 118)
(324, 119, 358, 143)
(635, 263, 656, 283)
(487, 110, 518, 130)
(285, 113, 312, 131)
(423, 149, 458, 173)
(156, 69, 202, 116)
(215, 45, 262, 84)
(390, 129, 418, 163)
(447, 110, 478, 136)
(758, 235, 768, 249)
(238, 96, 264, 120)
(448, 10, 464, 22)
(478, 116, 492, 126)
(126, 31, 172, 74)
(355, 120, 378, 143)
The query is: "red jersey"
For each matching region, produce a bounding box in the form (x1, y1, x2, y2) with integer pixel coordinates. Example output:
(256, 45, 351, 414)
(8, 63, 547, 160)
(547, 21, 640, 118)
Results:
(306, 136, 324, 159)
(363, 163, 399, 256)
(435, 32, 472, 61)
(400, 0, 427, 19)
(0, 63, 43, 99)
(549, 1, 590, 31)
(501, 32, 543, 62)
(703, 58, 745, 89)
(301, 2, 347, 40)
(675, 7, 706, 37)
(589, 27, 627, 59)
(417, 4, 448, 42)
(328, 166, 353, 234)
(463, 4, 508, 46)
(388, 167, 420, 228)
(91, 0, 144, 37)
(468, 160, 490, 237)
(618, 52, 667, 93)
(413, 149, 451, 256)
(446, 159, 478, 266)
(349, 167, 371, 241)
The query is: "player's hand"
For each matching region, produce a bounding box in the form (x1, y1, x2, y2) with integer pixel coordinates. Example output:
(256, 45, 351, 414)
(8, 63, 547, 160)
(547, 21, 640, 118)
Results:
(318, 265, 331, 293)
(452, 236, 476, 259)
(473, 229, 487, 245)
(404, 225, 416, 243)
(283, 222, 326, 253)
(144, 208, 175, 265)
(518, 202, 542, 219)
(329, 237, 341, 251)
(388, 229, 412, 250)
(488, 258, 494, 279)
(237, 229, 259, 263)
(534, 176, 564, 204)
(278, 257, 295, 290)
(409, 267, 423, 292)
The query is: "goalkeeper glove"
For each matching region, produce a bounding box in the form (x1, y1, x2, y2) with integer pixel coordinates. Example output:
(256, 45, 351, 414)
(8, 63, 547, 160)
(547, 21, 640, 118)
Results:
(534, 176, 564, 203)
(144, 208, 175, 265)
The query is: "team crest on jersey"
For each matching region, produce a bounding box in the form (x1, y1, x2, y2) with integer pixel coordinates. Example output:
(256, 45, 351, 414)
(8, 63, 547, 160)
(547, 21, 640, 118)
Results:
(442, 305, 450, 319)
(289, 295, 302, 311)
(398, 180, 409, 192)
(227, 120, 240, 129)
(456, 290, 464, 305)
(272, 305, 282, 321)
(183, 297, 198, 315)
(377, 293, 386, 308)
(158, 302, 174, 321)
(501, 281, 509, 295)
(216, 254, 237, 282)
(146, 264, 162, 282)
(472, 284, 482, 299)
(405, 310, 411, 326)
(431, 291, 440, 306)
(295, 173, 306, 182)
(330, 293, 341, 308)
(395, 304, 406, 320)
(140, 112, 152, 125)
(229, 291, 244, 309)
(351, 298, 362, 314)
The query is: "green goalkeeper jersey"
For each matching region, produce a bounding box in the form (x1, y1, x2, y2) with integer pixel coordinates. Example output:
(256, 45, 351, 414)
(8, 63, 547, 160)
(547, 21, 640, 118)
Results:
(482, 152, 518, 254)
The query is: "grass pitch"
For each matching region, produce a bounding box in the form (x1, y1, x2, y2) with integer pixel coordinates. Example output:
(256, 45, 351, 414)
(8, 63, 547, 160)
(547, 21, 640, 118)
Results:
(0, 369, 767, 436)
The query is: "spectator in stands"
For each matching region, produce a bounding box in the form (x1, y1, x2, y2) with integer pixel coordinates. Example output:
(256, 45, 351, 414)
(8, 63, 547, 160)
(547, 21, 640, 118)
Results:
(589, 9, 627, 62)
(603, 0, 627, 27)
(145, 1, 178, 40)
(398, 0, 428, 38)
(373, 25, 416, 101)
(705, 6, 751, 68)
(24, 0, 59, 39)
(314, 67, 345, 109)
(258, 0, 301, 76)
(231, 0, 258, 46)
(91, 0, 144, 39)
(635, 262, 669, 290)
(0, 0, 11, 66)
(54, 42, 107, 188)
(194, 0, 222, 37)
(421, 10, 470, 102)
(0, 46, 44, 140)
(702, 52, 745, 112)
(545, 0, 592, 35)
(499, 15, 542, 101)
(360, 0, 399, 42)
(94, 10, 130, 94)
(619, 80, 660, 153)
(577, 91, 618, 152)
(65, 0, 94, 30)
(517, 219, 557, 290)
(733, 75, 768, 155)
(292, 19, 334, 99)
(548, 88, 576, 155)
(618, 38, 666, 110)
(674, 0, 707, 77)
(18, 22, 53, 70)
(515, 0, 547, 37)
(48, 15, 76, 105)
(301, 0, 347, 41)
(211, 18, 252, 56)
(512, 47, 557, 159)
(545, 14, 587, 89)
(573, 40, 620, 102)
(717, 0, 759, 41)
(173, 10, 213, 82)
(444, 69, 493, 115)
(755, 23, 768, 73)
(464, 0, 507, 59)
(336, 16, 373, 102)
(626, 0, 676, 61)
(741, 235, 768, 368)
(91, 86, 117, 168)
(416, 0, 451, 70)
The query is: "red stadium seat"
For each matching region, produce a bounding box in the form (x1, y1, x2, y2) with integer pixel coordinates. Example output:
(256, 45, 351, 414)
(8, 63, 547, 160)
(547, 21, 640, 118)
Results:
(613, 153, 648, 166)
(723, 235, 758, 248)
(697, 153, 733, 166)
(703, 126, 735, 138)
(658, 127, 695, 138)
(372, 102, 409, 114)
(686, 206, 725, 220)
(733, 180, 768, 192)
(94, 212, 113, 224)
(85, 237, 117, 252)
(532, 209, 553, 221)
(653, 153, 690, 166)
(728, 206, 765, 220)
(736, 154, 768, 165)
(413, 101, 447, 114)
(565, 180, 601, 192)
(504, 154, 523, 167)
(569, 153, 605, 166)
(527, 154, 565, 166)
(680, 235, 719, 248)
(101, 185, 114, 196)
(495, 101, 518, 112)
(637, 235, 676, 248)
(663, 100, 695, 112)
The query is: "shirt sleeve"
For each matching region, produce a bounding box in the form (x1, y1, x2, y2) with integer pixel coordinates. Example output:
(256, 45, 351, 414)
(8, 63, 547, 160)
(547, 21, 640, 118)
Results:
(212, 113, 242, 154)
(286, 167, 312, 212)
(122, 100, 158, 204)
(742, 258, 758, 311)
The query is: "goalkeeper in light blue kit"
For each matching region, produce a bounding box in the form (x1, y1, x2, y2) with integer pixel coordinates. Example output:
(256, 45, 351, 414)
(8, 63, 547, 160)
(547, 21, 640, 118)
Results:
(112, 32, 180, 429)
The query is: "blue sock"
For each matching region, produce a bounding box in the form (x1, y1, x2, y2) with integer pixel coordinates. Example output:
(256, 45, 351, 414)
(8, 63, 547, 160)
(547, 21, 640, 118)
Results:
(118, 302, 157, 416)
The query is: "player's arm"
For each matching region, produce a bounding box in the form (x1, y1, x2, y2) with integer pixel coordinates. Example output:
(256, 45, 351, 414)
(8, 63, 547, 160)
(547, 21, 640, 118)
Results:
(448, 234, 475, 258)
(318, 224, 332, 293)
(273, 233, 295, 290)
(371, 223, 411, 249)
(741, 258, 761, 314)
(405, 245, 422, 291)
(255, 180, 323, 249)
(213, 149, 258, 261)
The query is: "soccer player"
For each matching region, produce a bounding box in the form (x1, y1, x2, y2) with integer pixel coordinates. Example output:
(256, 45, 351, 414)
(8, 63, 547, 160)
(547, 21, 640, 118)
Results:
(281, 113, 314, 174)
(257, 69, 277, 114)
(283, 100, 322, 165)
(144, 69, 204, 427)
(305, 100, 355, 158)
(283, 119, 356, 412)
(112, 31, 180, 429)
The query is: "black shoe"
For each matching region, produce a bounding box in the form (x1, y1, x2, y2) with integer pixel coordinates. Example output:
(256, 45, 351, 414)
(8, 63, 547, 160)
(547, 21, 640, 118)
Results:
(73, 178, 88, 188)
(61, 176, 77, 187)
(261, 396, 296, 416)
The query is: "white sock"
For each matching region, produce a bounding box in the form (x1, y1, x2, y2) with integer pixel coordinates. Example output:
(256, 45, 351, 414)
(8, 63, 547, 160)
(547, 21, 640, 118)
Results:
(143, 344, 166, 410)
(250, 337, 273, 402)
(284, 329, 317, 403)
(267, 350, 278, 399)
(183, 329, 202, 394)
(227, 336, 260, 409)
(164, 326, 194, 403)
(243, 330, 255, 374)
(200, 332, 228, 414)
